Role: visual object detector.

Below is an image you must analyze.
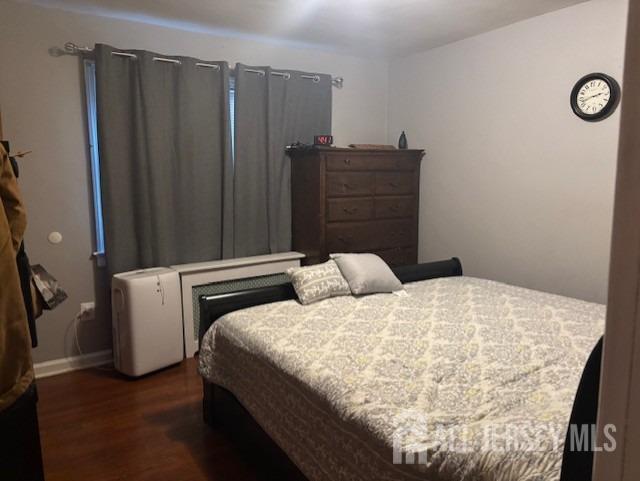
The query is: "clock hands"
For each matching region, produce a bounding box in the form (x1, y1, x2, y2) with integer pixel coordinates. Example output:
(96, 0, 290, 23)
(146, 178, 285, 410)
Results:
(580, 92, 605, 102)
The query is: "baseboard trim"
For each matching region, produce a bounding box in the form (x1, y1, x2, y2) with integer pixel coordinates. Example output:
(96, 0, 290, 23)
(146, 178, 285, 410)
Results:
(34, 350, 113, 378)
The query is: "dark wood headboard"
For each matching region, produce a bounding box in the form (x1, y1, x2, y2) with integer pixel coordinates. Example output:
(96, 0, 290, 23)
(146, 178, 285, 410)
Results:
(198, 257, 462, 348)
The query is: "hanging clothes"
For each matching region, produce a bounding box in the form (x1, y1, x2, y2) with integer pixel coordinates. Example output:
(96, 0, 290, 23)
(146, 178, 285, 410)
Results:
(0, 142, 33, 413)
(9, 154, 37, 347)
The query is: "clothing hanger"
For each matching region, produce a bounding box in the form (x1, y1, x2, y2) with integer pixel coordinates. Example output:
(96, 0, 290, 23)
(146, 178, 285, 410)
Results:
(12, 151, 32, 159)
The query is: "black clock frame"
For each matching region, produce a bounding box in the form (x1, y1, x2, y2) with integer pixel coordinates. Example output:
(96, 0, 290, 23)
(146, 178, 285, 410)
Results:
(570, 72, 620, 122)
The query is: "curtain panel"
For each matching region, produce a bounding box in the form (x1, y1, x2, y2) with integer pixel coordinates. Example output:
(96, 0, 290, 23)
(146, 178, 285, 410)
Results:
(233, 64, 332, 257)
(94, 44, 233, 276)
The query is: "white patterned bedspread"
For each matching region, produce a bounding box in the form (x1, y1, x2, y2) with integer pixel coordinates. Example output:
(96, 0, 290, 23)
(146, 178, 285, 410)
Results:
(199, 276, 605, 481)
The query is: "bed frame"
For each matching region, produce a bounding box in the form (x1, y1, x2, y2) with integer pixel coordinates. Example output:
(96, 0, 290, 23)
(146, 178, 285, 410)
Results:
(197, 256, 601, 480)
(197, 258, 462, 478)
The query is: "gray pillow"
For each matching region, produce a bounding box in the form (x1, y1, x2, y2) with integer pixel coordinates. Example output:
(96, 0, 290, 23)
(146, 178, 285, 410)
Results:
(331, 253, 403, 295)
(287, 260, 351, 305)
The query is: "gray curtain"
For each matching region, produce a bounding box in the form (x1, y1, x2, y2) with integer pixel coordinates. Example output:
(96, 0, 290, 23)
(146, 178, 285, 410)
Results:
(95, 44, 233, 275)
(233, 64, 332, 257)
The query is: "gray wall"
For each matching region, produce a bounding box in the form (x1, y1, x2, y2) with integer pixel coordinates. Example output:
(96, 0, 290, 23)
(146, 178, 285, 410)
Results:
(388, 0, 628, 303)
(0, 0, 628, 363)
(0, 0, 390, 363)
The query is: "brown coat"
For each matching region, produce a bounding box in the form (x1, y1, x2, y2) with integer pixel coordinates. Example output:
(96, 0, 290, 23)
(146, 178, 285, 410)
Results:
(0, 143, 33, 412)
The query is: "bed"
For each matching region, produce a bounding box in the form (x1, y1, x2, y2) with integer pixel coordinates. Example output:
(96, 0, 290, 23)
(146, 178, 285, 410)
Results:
(197, 259, 605, 481)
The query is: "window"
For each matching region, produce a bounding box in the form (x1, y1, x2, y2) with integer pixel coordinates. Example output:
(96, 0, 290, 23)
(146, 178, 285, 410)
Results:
(83, 60, 105, 262)
(229, 77, 235, 158)
(83, 61, 236, 262)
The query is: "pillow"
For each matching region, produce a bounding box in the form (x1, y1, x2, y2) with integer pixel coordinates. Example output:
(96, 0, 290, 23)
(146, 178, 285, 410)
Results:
(331, 253, 403, 295)
(287, 260, 351, 305)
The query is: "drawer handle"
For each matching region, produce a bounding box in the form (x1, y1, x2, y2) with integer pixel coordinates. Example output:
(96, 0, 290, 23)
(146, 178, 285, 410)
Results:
(342, 183, 353, 190)
(389, 204, 401, 212)
(343, 207, 358, 215)
(337, 236, 353, 244)
(388, 182, 399, 188)
(343, 158, 351, 165)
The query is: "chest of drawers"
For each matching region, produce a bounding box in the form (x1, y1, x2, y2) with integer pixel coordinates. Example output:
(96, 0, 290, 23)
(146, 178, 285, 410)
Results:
(288, 147, 424, 266)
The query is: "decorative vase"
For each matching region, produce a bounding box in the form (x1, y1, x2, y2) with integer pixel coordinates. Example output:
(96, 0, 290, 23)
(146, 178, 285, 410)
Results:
(398, 131, 408, 149)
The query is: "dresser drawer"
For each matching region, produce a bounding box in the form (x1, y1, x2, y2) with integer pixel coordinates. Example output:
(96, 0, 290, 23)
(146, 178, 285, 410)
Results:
(326, 220, 415, 252)
(327, 198, 373, 222)
(326, 154, 417, 172)
(374, 196, 415, 219)
(326, 173, 375, 197)
(290, 147, 423, 266)
(375, 173, 415, 195)
(374, 246, 418, 267)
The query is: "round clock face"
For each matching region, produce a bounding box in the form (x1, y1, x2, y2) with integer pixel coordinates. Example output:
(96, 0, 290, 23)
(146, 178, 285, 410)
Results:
(576, 79, 610, 115)
(571, 73, 620, 121)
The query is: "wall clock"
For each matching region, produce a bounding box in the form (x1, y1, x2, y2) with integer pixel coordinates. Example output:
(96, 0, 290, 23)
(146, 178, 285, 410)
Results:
(570, 73, 620, 122)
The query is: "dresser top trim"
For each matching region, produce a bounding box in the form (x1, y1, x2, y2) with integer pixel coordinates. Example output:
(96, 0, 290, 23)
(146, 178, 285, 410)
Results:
(287, 146, 425, 155)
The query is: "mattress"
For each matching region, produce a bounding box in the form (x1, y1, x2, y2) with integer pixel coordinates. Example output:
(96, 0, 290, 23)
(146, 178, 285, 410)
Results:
(199, 276, 605, 481)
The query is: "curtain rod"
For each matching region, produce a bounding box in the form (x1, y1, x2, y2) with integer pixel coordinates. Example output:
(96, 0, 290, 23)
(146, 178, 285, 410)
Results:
(63, 42, 344, 89)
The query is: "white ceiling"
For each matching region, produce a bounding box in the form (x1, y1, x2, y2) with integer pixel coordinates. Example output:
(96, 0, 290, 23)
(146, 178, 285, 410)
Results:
(25, 0, 588, 56)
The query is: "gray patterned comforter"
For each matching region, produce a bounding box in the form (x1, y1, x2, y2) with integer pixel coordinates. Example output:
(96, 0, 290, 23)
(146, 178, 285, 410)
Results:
(199, 276, 605, 481)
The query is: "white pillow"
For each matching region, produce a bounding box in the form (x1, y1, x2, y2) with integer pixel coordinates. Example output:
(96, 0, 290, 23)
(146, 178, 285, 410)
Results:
(330, 253, 403, 295)
(287, 260, 351, 305)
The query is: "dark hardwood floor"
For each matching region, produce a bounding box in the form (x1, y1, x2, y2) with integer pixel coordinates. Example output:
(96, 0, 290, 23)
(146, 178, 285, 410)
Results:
(36, 358, 273, 481)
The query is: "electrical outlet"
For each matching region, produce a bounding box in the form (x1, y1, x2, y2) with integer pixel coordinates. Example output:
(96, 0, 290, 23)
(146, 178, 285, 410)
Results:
(79, 302, 95, 321)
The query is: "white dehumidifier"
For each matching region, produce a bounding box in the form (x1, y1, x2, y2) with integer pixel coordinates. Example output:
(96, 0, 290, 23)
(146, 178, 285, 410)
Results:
(111, 267, 183, 376)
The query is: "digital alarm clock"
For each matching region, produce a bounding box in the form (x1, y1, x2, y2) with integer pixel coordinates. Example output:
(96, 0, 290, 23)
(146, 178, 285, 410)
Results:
(313, 135, 333, 146)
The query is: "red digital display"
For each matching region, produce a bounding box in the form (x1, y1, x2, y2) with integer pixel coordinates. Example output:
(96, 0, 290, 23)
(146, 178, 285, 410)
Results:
(314, 135, 333, 146)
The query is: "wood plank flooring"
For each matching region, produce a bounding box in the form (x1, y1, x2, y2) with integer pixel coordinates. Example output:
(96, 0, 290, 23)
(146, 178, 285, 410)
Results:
(36, 358, 276, 481)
